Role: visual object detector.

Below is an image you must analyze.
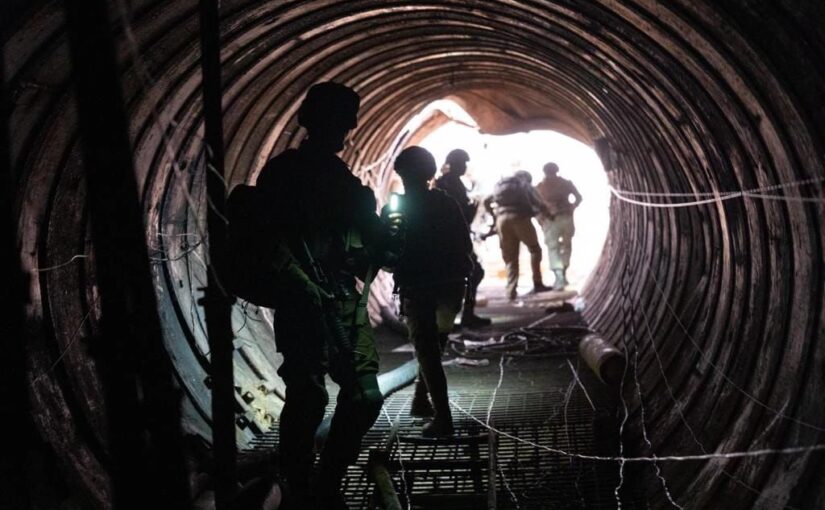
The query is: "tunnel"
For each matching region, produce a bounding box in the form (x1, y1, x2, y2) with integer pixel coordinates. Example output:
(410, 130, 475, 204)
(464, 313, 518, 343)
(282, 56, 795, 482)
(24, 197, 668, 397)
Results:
(2, 1, 825, 509)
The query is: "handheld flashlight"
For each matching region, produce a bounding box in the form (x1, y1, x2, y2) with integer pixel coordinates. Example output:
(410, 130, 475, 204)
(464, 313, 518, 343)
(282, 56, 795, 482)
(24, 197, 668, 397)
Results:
(388, 193, 401, 212)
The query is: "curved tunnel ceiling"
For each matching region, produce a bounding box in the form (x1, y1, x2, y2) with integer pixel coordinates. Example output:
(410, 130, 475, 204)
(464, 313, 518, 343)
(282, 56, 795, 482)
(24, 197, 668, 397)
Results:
(4, 0, 825, 508)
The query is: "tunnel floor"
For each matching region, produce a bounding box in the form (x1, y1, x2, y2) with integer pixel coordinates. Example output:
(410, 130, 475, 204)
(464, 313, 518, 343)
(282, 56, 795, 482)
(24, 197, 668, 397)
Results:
(250, 291, 645, 509)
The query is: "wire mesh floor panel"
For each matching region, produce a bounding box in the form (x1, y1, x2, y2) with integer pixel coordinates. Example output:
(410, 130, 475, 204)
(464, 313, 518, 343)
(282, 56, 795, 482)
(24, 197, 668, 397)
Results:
(249, 357, 645, 509)
(359, 388, 643, 510)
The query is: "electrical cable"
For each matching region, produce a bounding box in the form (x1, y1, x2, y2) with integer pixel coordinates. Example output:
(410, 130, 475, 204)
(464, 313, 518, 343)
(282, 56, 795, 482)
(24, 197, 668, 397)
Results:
(448, 325, 591, 359)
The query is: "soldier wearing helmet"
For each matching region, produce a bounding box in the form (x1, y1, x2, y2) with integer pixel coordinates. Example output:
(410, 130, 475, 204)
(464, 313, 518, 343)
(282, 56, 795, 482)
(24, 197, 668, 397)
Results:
(383, 146, 472, 437)
(434, 149, 492, 328)
(483, 170, 550, 300)
(255, 82, 387, 509)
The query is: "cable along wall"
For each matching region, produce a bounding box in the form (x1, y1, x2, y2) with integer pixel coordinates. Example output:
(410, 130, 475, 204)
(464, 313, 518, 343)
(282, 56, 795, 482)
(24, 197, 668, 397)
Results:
(4, 0, 824, 508)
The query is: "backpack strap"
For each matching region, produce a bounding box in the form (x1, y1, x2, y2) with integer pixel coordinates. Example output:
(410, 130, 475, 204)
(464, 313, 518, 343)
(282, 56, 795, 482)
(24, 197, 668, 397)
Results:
(355, 265, 376, 324)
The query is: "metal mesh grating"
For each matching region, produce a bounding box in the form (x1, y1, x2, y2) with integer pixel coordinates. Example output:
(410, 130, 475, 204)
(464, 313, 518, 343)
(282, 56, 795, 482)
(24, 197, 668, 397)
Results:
(249, 382, 645, 509)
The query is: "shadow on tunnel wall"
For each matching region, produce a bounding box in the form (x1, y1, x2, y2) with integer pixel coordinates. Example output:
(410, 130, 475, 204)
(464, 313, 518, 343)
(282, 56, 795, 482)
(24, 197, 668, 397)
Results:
(2, 1, 825, 508)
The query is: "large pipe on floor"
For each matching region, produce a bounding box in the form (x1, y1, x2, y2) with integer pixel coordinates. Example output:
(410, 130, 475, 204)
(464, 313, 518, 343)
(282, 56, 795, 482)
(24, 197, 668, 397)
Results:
(579, 333, 626, 386)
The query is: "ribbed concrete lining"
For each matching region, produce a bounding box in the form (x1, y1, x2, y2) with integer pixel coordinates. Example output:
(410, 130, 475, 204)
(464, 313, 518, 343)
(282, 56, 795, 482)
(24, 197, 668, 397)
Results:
(5, 1, 825, 508)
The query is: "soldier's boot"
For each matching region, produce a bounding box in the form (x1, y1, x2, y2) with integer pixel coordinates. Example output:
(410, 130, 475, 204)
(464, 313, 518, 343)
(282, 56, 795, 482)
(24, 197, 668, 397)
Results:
(422, 403, 454, 438)
(316, 462, 349, 510)
(410, 375, 435, 418)
(460, 305, 492, 328)
(553, 269, 567, 290)
(530, 282, 552, 294)
(277, 473, 315, 510)
(418, 355, 454, 438)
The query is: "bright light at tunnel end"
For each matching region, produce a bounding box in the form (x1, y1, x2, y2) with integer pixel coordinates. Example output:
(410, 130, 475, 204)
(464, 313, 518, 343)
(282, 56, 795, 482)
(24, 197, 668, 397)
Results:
(409, 100, 610, 293)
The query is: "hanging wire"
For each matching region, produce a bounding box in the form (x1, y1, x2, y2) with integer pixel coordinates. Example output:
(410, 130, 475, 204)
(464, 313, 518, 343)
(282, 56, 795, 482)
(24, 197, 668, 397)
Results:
(610, 175, 824, 208)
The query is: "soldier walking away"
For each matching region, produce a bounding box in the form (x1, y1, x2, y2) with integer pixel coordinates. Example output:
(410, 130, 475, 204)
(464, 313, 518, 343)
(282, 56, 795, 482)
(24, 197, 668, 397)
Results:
(383, 146, 472, 437)
(535, 162, 582, 290)
(434, 149, 492, 328)
(484, 170, 551, 300)
(255, 82, 387, 509)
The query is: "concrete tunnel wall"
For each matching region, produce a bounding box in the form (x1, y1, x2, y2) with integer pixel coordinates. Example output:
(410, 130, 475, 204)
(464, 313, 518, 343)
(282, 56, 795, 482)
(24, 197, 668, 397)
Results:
(3, 0, 825, 508)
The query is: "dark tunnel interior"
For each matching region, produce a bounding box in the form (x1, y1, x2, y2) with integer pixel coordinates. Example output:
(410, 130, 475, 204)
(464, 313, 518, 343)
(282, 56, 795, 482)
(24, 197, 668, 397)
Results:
(2, 1, 825, 509)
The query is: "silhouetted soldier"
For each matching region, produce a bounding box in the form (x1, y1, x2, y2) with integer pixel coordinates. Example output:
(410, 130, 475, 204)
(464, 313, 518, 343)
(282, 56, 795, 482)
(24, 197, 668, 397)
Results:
(434, 149, 491, 328)
(484, 170, 550, 300)
(256, 82, 385, 509)
(383, 146, 472, 437)
(535, 163, 582, 290)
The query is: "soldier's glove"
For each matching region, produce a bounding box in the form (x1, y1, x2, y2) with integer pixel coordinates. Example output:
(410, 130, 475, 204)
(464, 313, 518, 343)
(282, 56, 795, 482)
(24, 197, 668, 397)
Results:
(386, 211, 404, 235)
(376, 228, 405, 270)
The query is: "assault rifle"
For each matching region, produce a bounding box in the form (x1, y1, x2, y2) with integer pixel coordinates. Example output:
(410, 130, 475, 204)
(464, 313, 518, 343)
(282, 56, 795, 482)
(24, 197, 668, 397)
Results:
(478, 210, 498, 241)
(299, 240, 359, 390)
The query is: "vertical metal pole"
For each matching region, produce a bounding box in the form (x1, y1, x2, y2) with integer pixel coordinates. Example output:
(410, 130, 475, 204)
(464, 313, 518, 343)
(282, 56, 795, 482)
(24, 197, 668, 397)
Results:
(61, 0, 190, 508)
(0, 32, 33, 510)
(197, 0, 238, 507)
(487, 429, 498, 510)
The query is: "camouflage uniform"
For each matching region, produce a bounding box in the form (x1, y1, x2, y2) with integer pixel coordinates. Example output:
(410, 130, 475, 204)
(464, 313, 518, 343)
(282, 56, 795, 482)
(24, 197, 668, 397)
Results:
(484, 175, 547, 299)
(535, 174, 581, 286)
(256, 142, 383, 499)
(385, 186, 471, 433)
(434, 173, 486, 321)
